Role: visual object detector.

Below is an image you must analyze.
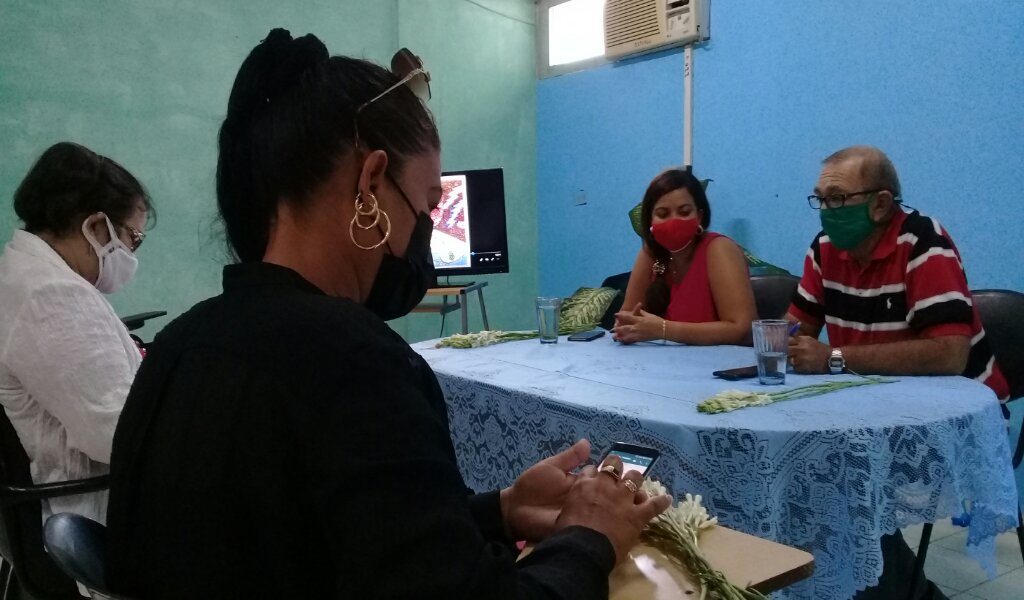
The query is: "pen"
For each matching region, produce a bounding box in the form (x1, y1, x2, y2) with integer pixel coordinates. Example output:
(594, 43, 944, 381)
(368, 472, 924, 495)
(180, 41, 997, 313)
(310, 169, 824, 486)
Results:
(787, 321, 802, 336)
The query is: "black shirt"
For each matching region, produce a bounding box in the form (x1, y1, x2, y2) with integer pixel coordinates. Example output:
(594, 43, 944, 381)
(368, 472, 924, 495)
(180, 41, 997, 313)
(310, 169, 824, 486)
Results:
(106, 262, 614, 599)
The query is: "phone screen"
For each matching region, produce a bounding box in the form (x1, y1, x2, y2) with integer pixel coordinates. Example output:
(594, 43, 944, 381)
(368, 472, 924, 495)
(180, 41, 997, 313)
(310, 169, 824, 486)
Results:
(604, 443, 659, 477)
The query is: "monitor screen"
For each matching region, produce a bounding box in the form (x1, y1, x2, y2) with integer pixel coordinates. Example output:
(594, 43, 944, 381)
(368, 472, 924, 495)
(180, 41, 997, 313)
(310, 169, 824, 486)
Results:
(431, 168, 509, 278)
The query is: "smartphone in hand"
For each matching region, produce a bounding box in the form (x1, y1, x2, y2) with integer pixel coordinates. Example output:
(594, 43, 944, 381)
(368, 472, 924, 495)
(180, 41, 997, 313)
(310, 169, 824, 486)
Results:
(601, 442, 660, 477)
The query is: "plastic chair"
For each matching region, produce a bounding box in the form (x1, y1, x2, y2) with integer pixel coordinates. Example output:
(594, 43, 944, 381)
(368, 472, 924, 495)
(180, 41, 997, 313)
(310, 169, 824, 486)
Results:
(0, 409, 109, 599)
(0, 310, 163, 598)
(973, 290, 1024, 450)
(750, 274, 801, 320)
(910, 289, 1024, 598)
(599, 272, 631, 330)
(43, 514, 131, 599)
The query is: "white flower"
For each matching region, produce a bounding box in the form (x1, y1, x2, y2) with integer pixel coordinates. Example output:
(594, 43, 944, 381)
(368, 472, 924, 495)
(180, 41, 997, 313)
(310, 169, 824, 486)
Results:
(639, 479, 765, 598)
(697, 389, 773, 413)
(642, 480, 717, 531)
(436, 330, 540, 349)
(676, 493, 719, 531)
(641, 478, 668, 498)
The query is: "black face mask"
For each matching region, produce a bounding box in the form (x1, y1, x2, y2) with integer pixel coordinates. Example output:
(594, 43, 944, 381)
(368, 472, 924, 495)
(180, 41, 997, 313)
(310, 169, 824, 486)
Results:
(363, 179, 436, 321)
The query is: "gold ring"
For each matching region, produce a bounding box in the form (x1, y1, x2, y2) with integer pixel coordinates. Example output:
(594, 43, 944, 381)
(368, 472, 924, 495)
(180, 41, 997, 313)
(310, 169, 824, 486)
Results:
(622, 479, 639, 494)
(599, 464, 622, 480)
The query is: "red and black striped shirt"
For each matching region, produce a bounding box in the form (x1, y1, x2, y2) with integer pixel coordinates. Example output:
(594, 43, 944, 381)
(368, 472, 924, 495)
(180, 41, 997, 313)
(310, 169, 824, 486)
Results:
(788, 209, 1009, 401)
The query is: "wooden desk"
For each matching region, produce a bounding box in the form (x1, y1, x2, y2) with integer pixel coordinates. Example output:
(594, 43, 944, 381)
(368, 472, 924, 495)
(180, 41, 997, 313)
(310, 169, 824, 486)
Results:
(611, 527, 815, 597)
(411, 282, 489, 334)
(522, 525, 814, 598)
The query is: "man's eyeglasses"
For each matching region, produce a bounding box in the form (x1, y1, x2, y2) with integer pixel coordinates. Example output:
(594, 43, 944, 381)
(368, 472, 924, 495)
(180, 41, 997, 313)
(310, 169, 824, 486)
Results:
(354, 48, 431, 148)
(807, 189, 884, 210)
(122, 224, 146, 252)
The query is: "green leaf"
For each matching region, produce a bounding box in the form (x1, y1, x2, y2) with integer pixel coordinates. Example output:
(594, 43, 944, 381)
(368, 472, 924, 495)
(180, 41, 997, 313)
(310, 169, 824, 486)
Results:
(629, 202, 645, 238)
(741, 247, 791, 275)
(558, 287, 619, 334)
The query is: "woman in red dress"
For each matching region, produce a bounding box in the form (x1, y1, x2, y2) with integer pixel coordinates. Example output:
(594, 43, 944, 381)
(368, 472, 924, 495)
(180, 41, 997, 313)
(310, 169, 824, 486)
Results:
(613, 169, 756, 345)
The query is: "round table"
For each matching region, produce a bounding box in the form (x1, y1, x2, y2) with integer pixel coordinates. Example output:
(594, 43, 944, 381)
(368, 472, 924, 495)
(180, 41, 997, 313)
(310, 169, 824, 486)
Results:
(413, 336, 1018, 599)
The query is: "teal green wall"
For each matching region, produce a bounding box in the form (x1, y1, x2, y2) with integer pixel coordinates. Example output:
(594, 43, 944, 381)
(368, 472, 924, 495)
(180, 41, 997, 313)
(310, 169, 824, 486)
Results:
(392, 0, 538, 341)
(0, 0, 537, 342)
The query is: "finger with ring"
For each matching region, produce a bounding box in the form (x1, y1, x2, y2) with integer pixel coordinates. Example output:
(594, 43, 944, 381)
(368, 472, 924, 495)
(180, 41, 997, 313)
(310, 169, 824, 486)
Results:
(598, 464, 622, 480)
(622, 479, 638, 494)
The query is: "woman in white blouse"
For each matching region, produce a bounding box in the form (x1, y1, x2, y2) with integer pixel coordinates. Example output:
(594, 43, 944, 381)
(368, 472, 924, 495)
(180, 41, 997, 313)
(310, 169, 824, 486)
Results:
(0, 142, 151, 524)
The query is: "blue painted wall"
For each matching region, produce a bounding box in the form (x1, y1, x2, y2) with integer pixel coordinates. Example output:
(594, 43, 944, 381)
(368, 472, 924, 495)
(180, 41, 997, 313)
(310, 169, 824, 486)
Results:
(538, 1, 1024, 297)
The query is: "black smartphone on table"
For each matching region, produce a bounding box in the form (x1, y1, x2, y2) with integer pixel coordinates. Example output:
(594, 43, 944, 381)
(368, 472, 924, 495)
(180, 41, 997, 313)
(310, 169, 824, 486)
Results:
(712, 365, 759, 381)
(601, 442, 660, 477)
(568, 330, 605, 342)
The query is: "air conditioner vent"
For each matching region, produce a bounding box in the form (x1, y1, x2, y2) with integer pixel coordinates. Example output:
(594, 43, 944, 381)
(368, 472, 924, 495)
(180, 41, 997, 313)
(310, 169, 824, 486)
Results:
(604, 0, 710, 61)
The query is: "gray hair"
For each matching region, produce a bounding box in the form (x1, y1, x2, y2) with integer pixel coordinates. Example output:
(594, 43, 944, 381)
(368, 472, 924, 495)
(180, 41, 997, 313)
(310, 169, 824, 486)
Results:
(823, 145, 902, 198)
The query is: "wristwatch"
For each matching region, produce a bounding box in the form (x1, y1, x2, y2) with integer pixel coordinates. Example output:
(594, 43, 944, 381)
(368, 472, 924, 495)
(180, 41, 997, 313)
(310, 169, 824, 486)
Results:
(828, 348, 845, 374)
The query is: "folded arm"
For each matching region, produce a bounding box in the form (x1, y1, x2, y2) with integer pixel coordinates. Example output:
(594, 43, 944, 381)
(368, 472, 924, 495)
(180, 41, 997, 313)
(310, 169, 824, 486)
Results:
(615, 238, 755, 345)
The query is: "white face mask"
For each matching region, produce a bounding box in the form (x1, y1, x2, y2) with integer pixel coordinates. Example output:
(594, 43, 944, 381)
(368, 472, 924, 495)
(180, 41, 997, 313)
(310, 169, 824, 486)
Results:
(81, 214, 138, 294)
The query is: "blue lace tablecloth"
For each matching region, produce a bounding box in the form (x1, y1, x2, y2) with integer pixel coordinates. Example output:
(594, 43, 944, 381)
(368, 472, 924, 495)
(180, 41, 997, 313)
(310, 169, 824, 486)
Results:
(412, 336, 1019, 599)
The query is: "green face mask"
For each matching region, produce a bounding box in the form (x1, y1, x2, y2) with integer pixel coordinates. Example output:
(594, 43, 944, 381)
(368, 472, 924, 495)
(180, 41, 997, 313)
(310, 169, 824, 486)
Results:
(820, 201, 876, 250)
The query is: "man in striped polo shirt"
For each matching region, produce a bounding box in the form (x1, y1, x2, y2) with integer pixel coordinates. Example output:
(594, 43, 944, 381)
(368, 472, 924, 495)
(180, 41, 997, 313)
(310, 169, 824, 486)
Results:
(785, 145, 1008, 600)
(786, 145, 1008, 402)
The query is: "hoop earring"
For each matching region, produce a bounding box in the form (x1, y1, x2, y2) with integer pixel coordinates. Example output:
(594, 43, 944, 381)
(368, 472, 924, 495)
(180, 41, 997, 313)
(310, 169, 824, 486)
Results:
(353, 191, 382, 229)
(349, 191, 391, 250)
(697, 225, 705, 235)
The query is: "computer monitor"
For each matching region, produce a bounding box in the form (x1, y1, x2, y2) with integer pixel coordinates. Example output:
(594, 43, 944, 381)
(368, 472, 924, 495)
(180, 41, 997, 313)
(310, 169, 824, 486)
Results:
(431, 167, 509, 279)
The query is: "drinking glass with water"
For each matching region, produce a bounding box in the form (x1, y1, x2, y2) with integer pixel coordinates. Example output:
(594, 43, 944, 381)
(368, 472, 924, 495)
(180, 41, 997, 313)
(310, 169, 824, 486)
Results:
(535, 297, 562, 344)
(752, 319, 790, 385)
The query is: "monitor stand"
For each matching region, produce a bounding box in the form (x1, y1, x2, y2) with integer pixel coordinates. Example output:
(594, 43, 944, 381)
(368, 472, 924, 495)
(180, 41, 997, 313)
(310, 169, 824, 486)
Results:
(436, 278, 475, 288)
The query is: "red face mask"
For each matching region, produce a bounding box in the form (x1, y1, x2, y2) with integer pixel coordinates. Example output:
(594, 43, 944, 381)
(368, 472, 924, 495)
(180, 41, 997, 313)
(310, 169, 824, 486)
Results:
(650, 217, 700, 252)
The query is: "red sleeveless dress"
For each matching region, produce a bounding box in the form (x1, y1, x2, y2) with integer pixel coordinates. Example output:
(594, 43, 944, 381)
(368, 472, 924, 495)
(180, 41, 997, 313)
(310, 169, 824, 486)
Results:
(664, 232, 729, 323)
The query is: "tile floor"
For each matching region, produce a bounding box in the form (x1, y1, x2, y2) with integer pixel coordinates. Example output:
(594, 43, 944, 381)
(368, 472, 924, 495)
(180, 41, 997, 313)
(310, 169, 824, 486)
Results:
(901, 520, 1023, 599)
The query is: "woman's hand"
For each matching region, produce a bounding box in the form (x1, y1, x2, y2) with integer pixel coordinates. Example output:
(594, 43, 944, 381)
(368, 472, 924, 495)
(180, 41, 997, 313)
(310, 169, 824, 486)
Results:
(555, 454, 671, 563)
(612, 303, 664, 344)
(500, 439, 592, 542)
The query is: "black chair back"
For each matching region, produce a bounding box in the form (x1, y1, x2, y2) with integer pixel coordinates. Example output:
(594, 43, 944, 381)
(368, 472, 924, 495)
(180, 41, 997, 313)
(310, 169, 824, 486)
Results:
(972, 289, 1024, 401)
(0, 410, 82, 599)
(44, 514, 128, 598)
(750, 274, 801, 320)
(600, 272, 631, 330)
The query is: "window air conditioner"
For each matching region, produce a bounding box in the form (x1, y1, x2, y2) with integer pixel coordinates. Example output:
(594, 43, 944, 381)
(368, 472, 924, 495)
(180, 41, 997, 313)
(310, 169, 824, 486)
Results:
(604, 0, 710, 61)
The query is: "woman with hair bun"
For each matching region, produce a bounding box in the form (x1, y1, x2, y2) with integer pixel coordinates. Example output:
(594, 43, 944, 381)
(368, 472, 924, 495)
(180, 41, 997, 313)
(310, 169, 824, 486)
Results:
(106, 29, 668, 599)
(0, 141, 151, 525)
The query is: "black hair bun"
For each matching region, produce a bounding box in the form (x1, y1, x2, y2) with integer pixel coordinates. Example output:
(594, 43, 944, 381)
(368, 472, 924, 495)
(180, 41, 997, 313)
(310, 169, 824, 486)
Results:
(261, 28, 328, 103)
(224, 28, 328, 132)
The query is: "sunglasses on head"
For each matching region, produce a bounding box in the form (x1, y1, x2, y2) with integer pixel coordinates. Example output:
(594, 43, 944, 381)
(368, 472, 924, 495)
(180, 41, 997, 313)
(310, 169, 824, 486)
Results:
(359, 48, 431, 112)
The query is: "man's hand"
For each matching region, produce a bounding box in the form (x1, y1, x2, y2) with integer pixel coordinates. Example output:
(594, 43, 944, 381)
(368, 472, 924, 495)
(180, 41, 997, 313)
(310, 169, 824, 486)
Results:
(500, 439, 591, 542)
(612, 303, 663, 344)
(788, 335, 831, 373)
